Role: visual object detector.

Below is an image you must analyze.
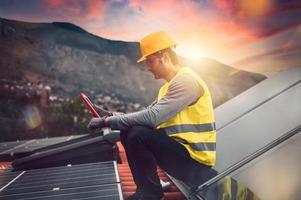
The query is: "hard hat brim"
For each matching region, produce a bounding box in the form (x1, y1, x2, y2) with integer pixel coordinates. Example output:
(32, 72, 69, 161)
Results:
(137, 43, 177, 63)
(137, 56, 146, 63)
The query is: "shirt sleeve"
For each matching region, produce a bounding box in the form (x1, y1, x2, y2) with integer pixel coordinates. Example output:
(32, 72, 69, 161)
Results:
(107, 73, 203, 130)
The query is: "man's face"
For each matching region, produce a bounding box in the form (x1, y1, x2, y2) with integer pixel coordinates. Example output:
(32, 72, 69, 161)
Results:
(145, 53, 165, 79)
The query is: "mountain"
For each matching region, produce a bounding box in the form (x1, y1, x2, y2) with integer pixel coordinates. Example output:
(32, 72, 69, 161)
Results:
(0, 17, 266, 107)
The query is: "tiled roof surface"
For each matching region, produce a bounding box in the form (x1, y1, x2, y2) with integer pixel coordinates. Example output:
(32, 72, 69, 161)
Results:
(0, 162, 11, 173)
(116, 142, 187, 200)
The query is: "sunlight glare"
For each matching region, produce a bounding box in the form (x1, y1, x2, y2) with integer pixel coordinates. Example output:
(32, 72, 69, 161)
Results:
(175, 45, 204, 60)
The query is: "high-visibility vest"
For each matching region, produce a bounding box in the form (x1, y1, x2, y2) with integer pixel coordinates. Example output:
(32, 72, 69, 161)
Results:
(157, 67, 216, 166)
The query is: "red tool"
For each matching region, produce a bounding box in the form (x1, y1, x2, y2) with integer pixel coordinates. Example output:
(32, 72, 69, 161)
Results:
(80, 93, 100, 118)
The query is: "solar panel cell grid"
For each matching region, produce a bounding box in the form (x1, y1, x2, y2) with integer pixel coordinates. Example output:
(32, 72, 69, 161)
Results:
(1, 184, 121, 200)
(0, 161, 123, 200)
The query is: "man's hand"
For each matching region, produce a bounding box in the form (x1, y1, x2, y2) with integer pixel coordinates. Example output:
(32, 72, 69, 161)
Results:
(87, 117, 108, 130)
(94, 104, 124, 116)
(93, 104, 113, 117)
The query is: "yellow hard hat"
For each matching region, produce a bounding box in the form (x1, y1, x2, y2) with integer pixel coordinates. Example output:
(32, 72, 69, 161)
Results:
(137, 31, 176, 63)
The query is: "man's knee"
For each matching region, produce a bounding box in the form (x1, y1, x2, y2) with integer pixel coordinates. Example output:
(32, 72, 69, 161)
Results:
(127, 126, 150, 145)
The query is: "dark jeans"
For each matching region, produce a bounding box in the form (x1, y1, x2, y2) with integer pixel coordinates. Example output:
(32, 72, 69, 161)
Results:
(120, 126, 217, 200)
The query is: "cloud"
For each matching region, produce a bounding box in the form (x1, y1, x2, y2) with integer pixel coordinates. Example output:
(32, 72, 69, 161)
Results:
(0, 0, 300, 75)
(1, 0, 299, 43)
(211, 0, 301, 39)
(232, 45, 301, 66)
(43, 0, 108, 20)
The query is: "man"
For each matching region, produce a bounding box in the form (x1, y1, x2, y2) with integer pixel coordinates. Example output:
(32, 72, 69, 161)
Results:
(88, 31, 217, 200)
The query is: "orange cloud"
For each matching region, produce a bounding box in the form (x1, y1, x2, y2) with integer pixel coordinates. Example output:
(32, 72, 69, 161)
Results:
(44, 0, 107, 20)
(1, 0, 298, 75)
(214, 0, 275, 18)
(214, 0, 236, 16)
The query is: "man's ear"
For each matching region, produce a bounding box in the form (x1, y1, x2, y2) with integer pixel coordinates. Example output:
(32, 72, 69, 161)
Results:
(161, 51, 170, 64)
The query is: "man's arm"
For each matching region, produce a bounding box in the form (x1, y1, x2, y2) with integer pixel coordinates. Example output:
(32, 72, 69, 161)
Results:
(147, 99, 158, 109)
(107, 73, 203, 130)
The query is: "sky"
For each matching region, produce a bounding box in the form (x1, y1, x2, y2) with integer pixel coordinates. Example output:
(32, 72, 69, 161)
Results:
(0, 0, 300, 76)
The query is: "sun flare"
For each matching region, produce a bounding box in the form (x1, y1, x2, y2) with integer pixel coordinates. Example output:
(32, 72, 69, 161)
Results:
(175, 45, 204, 60)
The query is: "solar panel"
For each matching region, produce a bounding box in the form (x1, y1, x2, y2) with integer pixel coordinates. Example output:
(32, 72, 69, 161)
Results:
(196, 128, 301, 200)
(12, 134, 120, 171)
(10, 136, 85, 153)
(0, 135, 88, 161)
(0, 161, 123, 200)
(215, 69, 301, 172)
(215, 66, 301, 130)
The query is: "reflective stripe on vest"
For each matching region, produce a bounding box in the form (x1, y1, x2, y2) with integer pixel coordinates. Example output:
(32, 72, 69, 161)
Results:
(163, 123, 216, 136)
(174, 137, 216, 151)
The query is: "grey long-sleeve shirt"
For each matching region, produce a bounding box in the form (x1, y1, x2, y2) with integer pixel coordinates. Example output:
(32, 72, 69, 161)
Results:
(108, 73, 203, 130)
